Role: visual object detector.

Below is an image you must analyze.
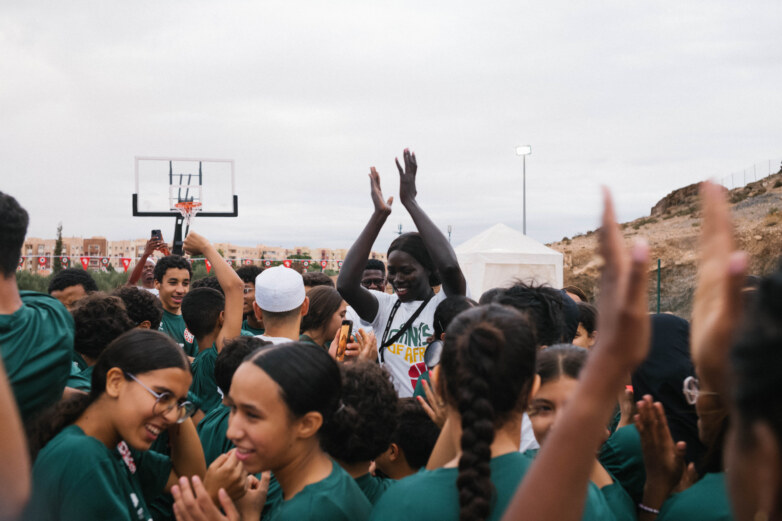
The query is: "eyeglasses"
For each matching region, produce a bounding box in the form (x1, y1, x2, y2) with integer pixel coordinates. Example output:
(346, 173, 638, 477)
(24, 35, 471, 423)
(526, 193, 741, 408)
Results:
(243, 286, 254, 294)
(361, 278, 386, 288)
(125, 372, 196, 424)
(682, 376, 719, 406)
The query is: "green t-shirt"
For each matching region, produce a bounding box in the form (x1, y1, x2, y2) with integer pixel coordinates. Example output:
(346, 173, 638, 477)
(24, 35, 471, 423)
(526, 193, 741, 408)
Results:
(599, 424, 645, 504)
(299, 334, 330, 350)
(0, 291, 74, 421)
(197, 403, 233, 466)
(71, 351, 88, 374)
(24, 425, 171, 521)
(658, 472, 733, 520)
(66, 365, 94, 392)
(264, 460, 371, 520)
(158, 310, 197, 357)
(354, 473, 394, 505)
(241, 319, 264, 336)
(371, 452, 617, 521)
(190, 344, 221, 414)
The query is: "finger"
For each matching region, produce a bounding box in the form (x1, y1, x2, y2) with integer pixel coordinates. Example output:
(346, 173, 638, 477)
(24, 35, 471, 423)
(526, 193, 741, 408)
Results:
(416, 395, 438, 423)
(192, 476, 222, 516)
(726, 250, 749, 317)
(260, 471, 271, 492)
(598, 187, 627, 288)
(674, 440, 687, 458)
(175, 477, 204, 520)
(387, 196, 393, 206)
(700, 181, 733, 257)
(218, 489, 240, 521)
(422, 379, 439, 408)
(395, 157, 404, 176)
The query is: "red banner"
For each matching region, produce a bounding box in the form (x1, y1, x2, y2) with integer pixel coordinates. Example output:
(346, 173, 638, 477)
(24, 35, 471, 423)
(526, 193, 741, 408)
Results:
(302, 260, 310, 267)
(101, 257, 110, 266)
(80, 257, 90, 270)
(38, 256, 46, 266)
(18, 257, 24, 268)
(121, 258, 131, 272)
(338, 261, 343, 268)
(282, 260, 292, 268)
(61, 256, 70, 267)
(225, 259, 233, 266)
(320, 260, 328, 268)
(264, 260, 271, 267)
(244, 259, 252, 266)
(205, 259, 212, 273)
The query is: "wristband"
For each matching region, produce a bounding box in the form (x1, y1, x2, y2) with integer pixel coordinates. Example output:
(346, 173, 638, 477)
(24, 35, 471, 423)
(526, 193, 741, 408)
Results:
(638, 503, 660, 515)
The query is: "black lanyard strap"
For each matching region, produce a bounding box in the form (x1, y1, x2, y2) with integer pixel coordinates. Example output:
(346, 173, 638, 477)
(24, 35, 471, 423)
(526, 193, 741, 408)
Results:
(379, 294, 434, 363)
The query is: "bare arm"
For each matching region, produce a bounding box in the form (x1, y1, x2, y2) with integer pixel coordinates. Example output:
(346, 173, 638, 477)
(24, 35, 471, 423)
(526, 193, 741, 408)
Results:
(336, 168, 393, 323)
(165, 418, 207, 492)
(0, 355, 30, 520)
(183, 232, 244, 352)
(502, 189, 650, 521)
(127, 239, 164, 286)
(396, 149, 466, 297)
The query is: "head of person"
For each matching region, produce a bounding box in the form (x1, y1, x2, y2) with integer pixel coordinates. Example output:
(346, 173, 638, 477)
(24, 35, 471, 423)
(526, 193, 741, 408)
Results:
(253, 266, 309, 331)
(361, 259, 387, 292)
(437, 304, 538, 520)
(302, 272, 335, 293)
(153, 255, 192, 313)
(0, 192, 28, 280)
(48, 268, 99, 310)
(632, 313, 706, 467)
(496, 282, 567, 348)
(71, 293, 136, 364)
(236, 265, 264, 317)
(214, 336, 272, 398)
(299, 286, 346, 341)
(191, 275, 223, 294)
(478, 287, 504, 306)
(386, 232, 439, 302)
(432, 296, 477, 341)
(726, 265, 782, 521)
(563, 285, 587, 303)
(226, 342, 340, 474)
(528, 344, 588, 446)
(181, 288, 225, 342)
(321, 361, 398, 468)
(572, 302, 598, 349)
(29, 329, 192, 458)
(112, 286, 164, 330)
(374, 397, 440, 480)
(141, 258, 156, 288)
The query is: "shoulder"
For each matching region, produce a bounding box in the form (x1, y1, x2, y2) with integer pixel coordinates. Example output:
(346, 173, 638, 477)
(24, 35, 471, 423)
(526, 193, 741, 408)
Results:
(658, 472, 731, 520)
(33, 427, 118, 487)
(20, 291, 72, 318)
(370, 469, 457, 520)
(281, 463, 371, 520)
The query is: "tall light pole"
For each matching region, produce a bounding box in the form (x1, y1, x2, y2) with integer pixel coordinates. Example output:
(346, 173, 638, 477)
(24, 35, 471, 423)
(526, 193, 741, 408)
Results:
(516, 145, 532, 235)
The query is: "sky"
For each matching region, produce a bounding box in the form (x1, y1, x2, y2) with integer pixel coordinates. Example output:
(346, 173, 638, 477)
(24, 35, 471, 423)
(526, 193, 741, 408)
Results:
(2, 1, 781, 253)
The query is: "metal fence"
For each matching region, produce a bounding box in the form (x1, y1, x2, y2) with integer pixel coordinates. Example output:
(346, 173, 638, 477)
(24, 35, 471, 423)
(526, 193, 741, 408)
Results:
(716, 157, 782, 189)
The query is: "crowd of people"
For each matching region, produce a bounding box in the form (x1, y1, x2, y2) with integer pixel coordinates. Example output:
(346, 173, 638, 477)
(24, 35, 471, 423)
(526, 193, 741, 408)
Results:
(0, 149, 779, 521)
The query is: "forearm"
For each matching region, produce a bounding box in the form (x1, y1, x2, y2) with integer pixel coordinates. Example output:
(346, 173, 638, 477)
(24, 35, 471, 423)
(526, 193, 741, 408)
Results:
(502, 354, 625, 521)
(127, 251, 151, 285)
(204, 245, 244, 346)
(403, 199, 465, 295)
(168, 419, 207, 486)
(0, 357, 30, 519)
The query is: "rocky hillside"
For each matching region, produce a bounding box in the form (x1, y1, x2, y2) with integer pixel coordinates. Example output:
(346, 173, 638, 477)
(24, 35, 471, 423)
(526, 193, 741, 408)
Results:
(549, 169, 782, 318)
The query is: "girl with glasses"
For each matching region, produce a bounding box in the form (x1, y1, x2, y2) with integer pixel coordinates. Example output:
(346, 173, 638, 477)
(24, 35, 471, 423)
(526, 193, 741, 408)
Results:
(25, 328, 206, 521)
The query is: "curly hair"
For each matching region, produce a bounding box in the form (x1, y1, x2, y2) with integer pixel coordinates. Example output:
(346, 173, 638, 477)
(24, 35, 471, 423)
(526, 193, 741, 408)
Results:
(321, 360, 398, 464)
(235, 265, 263, 284)
(48, 268, 98, 294)
(302, 271, 335, 289)
(496, 282, 566, 347)
(71, 293, 136, 360)
(391, 398, 439, 470)
(441, 304, 537, 521)
(112, 286, 164, 330)
(153, 255, 191, 282)
(191, 275, 223, 294)
(300, 286, 343, 334)
(0, 192, 28, 277)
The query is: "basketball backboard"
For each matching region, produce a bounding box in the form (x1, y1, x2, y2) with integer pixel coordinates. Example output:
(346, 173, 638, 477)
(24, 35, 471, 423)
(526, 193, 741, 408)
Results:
(132, 157, 238, 217)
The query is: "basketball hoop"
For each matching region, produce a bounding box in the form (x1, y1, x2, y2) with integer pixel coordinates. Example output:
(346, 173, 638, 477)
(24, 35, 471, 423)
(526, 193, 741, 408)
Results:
(174, 201, 202, 228)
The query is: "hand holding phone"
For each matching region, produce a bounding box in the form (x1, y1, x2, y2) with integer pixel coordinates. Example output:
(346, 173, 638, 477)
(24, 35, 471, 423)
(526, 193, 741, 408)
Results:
(336, 320, 353, 362)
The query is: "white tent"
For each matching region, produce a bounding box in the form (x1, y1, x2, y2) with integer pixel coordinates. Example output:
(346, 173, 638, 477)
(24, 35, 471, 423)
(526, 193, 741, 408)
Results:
(455, 223, 563, 298)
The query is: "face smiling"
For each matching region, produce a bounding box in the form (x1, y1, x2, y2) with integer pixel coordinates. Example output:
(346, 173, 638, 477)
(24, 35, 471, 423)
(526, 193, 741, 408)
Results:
(113, 367, 192, 451)
(155, 267, 191, 313)
(226, 363, 300, 474)
(386, 250, 432, 302)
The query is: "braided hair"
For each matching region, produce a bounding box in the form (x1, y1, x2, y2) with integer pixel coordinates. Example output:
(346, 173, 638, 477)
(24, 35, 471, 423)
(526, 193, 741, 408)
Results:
(440, 304, 537, 521)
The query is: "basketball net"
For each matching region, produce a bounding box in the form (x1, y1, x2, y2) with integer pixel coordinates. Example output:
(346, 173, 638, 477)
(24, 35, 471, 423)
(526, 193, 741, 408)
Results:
(174, 201, 202, 228)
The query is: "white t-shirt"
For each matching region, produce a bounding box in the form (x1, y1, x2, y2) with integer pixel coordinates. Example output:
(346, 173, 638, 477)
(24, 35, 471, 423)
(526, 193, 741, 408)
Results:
(255, 334, 295, 345)
(141, 286, 159, 296)
(345, 306, 374, 337)
(520, 412, 540, 452)
(370, 290, 447, 397)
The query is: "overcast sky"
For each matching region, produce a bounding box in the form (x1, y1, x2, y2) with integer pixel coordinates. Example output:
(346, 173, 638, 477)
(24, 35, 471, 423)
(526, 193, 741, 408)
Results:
(2, 1, 781, 253)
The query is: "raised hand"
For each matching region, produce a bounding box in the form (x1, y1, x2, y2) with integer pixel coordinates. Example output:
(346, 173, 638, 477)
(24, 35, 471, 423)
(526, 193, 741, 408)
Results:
(172, 475, 239, 521)
(395, 148, 418, 205)
(203, 450, 248, 504)
(690, 181, 748, 393)
(369, 167, 393, 216)
(417, 377, 446, 429)
(183, 231, 211, 257)
(352, 329, 378, 362)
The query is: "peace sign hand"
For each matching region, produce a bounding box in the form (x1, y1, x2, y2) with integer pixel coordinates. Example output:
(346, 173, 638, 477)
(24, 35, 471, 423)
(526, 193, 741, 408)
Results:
(396, 148, 418, 205)
(369, 167, 393, 216)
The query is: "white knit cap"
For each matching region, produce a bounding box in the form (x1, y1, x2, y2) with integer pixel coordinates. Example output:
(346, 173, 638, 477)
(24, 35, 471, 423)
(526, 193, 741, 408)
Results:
(254, 266, 305, 312)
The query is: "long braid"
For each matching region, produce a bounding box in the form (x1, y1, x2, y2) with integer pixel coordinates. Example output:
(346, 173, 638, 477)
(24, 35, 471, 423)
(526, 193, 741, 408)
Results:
(455, 324, 503, 521)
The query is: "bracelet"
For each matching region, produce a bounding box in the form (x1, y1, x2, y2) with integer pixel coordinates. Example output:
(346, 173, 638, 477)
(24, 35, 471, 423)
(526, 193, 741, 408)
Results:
(638, 503, 660, 515)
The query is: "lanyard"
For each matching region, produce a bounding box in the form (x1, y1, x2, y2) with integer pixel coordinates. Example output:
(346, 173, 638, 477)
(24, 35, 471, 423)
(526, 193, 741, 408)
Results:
(379, 293, 434, 363)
